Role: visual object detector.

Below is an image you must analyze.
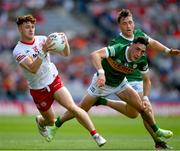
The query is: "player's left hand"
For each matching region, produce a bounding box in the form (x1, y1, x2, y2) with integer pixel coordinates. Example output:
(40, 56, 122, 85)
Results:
(169, 49, 180, 56)
(96, 74, 106, 88)
(142, 100, 152, 113)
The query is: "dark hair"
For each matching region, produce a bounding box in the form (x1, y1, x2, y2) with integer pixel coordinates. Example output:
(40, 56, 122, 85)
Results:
(16, 14, 36, 26)
(117, 9, 132, 24)
(133, 36, 149, 46)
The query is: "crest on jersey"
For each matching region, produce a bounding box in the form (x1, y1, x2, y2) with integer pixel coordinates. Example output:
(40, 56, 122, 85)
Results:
(133, 64, 137, 68)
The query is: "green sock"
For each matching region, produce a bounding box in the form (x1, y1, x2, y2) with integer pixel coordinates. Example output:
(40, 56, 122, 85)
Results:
(151, 124, 159, 132)
(93, 97, 108, 106)
(97, 97, 108, 105)
(55, 116, 62, 128)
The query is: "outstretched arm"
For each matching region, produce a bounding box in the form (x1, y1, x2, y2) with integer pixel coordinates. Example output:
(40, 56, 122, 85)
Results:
(148, 38, 180, 56)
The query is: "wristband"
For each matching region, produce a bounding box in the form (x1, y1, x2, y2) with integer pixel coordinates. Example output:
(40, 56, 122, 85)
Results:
(38, 51, 46, 59)
(164, 48, 171, 53)
(143, 96, 149, 101)
(97, 69, 105, 75)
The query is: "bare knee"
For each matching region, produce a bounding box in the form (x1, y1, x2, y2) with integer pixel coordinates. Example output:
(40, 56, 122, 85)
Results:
(126, 105, 139, 119)
(128, 111, 139, 119)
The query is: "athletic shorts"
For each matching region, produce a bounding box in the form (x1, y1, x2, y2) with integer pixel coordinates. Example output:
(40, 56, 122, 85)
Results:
(128, 81, 143, 93)
(30, 75, 63, 112)
(87, 73, 129, 97)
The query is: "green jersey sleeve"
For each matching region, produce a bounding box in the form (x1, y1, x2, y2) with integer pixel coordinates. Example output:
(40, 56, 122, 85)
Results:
(106, 43, 126, 58)
(136, 55, 149, 73)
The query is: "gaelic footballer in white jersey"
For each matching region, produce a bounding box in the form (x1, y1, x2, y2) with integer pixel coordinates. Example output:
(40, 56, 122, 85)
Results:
(13, 35, 58, 89)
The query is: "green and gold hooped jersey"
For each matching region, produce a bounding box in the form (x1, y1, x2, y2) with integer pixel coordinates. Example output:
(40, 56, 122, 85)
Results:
(102, 43, 148, 87)
(109, 29, 149, 82)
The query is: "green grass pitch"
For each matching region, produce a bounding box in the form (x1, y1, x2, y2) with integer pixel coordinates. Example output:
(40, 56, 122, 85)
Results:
(0, 115, 180, 151)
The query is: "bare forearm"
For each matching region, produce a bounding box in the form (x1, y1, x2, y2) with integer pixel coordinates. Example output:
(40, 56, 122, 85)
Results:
(29, 56, 43, 73)
(21, 52, 45, 74)
(90, 52, 103, 70)
(148, 39, 169, 53)
(61, 41, 70, 56)
(90, 47, 107, 71)
(148, 39, 180, 56)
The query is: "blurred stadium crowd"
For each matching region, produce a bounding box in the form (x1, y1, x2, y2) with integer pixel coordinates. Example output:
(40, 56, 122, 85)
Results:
(0, 0, 179, 102)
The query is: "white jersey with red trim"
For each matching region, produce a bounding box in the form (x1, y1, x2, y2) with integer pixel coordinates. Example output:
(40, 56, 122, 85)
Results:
(13, 35, 58, 89)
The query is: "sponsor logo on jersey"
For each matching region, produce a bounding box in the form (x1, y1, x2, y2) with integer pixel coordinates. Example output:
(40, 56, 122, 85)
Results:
(106, 58, 134, 74)
(33, 53, 38, 58)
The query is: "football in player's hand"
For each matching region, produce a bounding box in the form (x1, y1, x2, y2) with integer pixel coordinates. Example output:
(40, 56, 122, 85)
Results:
(48, 32, 65, 52)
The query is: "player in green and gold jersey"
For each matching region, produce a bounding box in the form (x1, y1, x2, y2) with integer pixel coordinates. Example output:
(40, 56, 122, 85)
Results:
(92, 9, 179, 149)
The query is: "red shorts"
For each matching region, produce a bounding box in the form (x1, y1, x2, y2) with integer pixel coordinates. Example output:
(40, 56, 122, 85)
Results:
(30, 75, 63, 112)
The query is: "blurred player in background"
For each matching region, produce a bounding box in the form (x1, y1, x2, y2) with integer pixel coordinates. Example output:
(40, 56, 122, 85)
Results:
(93, 9, 180, 149)
(49, 36, 173, 149)
(12, 14, 106, 147)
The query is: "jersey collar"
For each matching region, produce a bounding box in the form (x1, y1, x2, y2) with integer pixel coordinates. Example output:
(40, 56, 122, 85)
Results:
(20, 38, 35, 45)
(120, 32, 134, 41)
(125, 46, 132, 62)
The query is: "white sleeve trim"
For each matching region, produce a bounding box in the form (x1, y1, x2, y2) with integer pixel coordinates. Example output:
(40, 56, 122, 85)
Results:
(140, 68, 149, 74)
(148, 37, 152, 43)
(108, 46, 116, 57)
(105, 47, 109, 58)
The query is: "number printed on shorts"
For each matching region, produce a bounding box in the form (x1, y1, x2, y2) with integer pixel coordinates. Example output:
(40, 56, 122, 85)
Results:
(90, 86, 95, 92)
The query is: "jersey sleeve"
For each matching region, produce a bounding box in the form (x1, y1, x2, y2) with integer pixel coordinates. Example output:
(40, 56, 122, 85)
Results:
(106, 44, 124, 57)
(13, 47, 28, 64)
(109, 38, 117, 46)
(137, 56, 149, 74)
